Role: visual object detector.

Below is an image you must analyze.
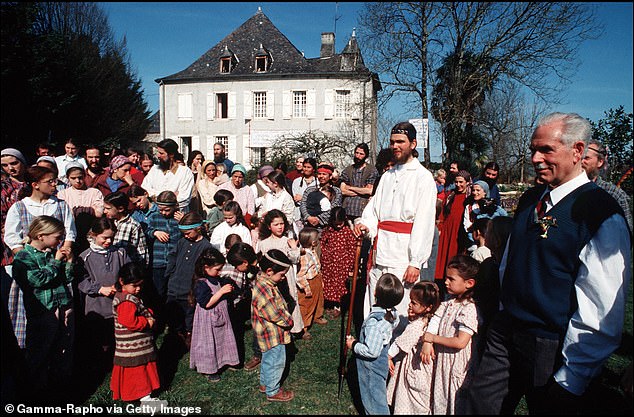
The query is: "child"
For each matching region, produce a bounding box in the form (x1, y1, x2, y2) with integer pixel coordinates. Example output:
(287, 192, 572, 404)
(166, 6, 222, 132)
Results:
(103, 191, 148, 265)
(189, 247, 239, 382)
(387, 281, 440, 414)
(251, 249, 295, 402)
(206, 189, 233, 235)
(164, 212, 212, 348)
(296, 226, 328, 340)
(225, 242, 259, 368)
(249, 214, 260, 253)
(57, 162, 104, 255)
(320, 206, 357, 319)
(258, 209, 304, 337)
(210, 200, 252, 255)
(469, 218, 492, 263)
(146, 191, 182, 300)
(128, 184, 158, 233)
(12, 215, 74, 400)
(422, 255, 480, 414)
(77, 217, 130, 372)
(346, 273, 404, 415)
(305, 184, 333, 218)
(110, 262, 161, 402)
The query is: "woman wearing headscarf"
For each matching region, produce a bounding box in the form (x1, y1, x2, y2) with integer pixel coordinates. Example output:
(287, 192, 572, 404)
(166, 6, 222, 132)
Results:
(462, 180, 508, 252)
(196, 160, 219, 216)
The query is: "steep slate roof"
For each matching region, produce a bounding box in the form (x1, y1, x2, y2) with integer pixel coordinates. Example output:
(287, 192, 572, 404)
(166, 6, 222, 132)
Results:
(156, 9, 378, 84)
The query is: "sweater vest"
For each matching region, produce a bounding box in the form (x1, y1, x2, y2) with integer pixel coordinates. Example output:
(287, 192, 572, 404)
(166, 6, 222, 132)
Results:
(112, 292, 156, 367)
(501, 181, 623, 339)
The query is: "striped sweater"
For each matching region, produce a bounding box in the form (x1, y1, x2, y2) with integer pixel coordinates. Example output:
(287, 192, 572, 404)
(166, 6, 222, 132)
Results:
(112, 291, 156, 367)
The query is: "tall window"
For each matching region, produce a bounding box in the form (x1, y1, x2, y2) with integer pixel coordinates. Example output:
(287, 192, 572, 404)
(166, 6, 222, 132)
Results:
(293, 91, 307, 118)
(254, 92, 267, 118)
(216, 93, 228, 119)
(335, 90, 351, 118)
(251, 147, 266, 166)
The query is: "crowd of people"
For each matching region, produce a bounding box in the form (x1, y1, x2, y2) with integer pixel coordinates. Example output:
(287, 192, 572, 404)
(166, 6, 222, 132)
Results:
(1, 112, 631, 413)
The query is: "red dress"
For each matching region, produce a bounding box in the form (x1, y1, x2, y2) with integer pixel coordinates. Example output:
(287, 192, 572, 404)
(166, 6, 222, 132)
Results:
(110, 298, 160, 401)
(434, 192, 467, 280)
(320, 225, 357, 303)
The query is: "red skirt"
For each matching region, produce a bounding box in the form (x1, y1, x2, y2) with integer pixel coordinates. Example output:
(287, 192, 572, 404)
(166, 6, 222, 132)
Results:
(110, 361, 160, 401)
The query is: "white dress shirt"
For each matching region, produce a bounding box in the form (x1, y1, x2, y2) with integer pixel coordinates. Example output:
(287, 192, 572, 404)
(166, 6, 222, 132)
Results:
(141, 164, 194, 210)
(55, 154, 87, 179)
(359, 157, 437, 269)
(499, 170, 632, 395)
(209, 221, 252, 255)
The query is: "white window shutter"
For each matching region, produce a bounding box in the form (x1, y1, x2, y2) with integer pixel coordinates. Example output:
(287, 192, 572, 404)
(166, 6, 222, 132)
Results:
(282, 90, 291, 119)
(206, 136, 215, 157)
(207, 93, 215, 120)
(228, 92, 236, 119)
(243, 134, 251, 164)
(267, 90, 275, 119)
(307, 89, 316, 119)
(243, 91, 252, 119)
(228, 135, 237, 162)
(324, 89, 334, 119)
(178, 93, 193, 119)
(192, 136, 200, 151)
(351, 88, 361, 120)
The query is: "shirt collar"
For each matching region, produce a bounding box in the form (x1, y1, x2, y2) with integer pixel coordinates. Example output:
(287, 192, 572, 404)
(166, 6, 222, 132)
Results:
(546, 170, 589, 206)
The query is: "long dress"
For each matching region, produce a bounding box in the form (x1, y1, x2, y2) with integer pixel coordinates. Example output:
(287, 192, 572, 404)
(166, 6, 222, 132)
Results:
(434, 192, 467, 280)
(320, 225, 357, 303)
(258, 235, 304, 333)
(431, 298, 479, 415)
(189, 277, 239, 374)
(387, 317, 434, 414)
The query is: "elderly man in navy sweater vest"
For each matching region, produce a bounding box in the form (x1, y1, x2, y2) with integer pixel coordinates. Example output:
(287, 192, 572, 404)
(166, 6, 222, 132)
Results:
(465, 112, 631, 414)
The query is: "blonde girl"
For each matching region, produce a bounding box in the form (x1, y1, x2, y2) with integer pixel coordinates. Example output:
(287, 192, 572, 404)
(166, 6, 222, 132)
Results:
(210, 200, 252, 254)
(12, 215, 74, 401)
(387, 281, 441, 414)
(422, 255, 480, 414)
(296, 226, 328, 340)
(257, 209, 304, 336)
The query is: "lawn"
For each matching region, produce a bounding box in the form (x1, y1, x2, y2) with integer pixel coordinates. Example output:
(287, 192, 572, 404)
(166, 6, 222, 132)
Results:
(81, 280, 633, 415)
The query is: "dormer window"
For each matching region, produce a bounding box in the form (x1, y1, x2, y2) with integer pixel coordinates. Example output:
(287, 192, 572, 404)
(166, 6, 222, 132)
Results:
(219, 45, 237, 74)
(255, 43, 271, 73)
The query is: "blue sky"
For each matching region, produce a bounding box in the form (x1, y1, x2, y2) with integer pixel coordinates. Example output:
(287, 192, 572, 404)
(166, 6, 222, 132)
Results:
(101, 2, 633, 161)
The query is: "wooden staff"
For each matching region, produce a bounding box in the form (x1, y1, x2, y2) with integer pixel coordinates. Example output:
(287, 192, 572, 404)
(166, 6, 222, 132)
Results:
(338, 237, 363, 398)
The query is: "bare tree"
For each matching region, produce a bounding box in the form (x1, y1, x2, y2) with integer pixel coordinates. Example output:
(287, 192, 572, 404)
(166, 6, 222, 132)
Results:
(267, 130, 356, 170)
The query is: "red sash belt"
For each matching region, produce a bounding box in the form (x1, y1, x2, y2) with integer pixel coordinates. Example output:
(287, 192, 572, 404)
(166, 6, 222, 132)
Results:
(367, 221, 414, 276)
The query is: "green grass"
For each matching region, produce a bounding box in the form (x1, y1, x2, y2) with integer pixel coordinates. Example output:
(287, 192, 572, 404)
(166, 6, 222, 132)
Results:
(83, 280, 633, 415)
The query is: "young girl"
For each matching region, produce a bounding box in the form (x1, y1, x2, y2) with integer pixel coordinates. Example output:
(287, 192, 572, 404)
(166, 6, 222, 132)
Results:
(252, 249, 295, 402)
(225, 242, 259, 369)
(296, 226, 327, 339)
(320, 206, 357, 318)
(12, 215, 74, 400)
(128, 184, 158, 233)
(469, 217, 492, 263)
(206, 189, 233, 235)
(387, 281, 441, 414)
(346, 273, 404, 415)
(210, 200, 252, 255)
(165, 212, 212, 348)
(257, 209, 304, 337)
(189, 247, 239, 382)
(77, 217, 130, 372)
(422, 254, 480, 414)
(110, 262, 161, 402)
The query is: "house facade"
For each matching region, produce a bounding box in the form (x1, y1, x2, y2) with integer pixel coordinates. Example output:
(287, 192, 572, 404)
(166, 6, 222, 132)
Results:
(153, 8, 381, 169)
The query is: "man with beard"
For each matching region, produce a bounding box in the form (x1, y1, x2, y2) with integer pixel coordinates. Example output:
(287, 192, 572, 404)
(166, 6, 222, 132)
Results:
(340, 143, 378, 222)
(84, 145, 107, 188)
(581, 139, 632, 233)
(300, 163, 342, 228)
(141, 139, 194, 212)
(353, 122, 436, 320)
(213, 142, 234, 174)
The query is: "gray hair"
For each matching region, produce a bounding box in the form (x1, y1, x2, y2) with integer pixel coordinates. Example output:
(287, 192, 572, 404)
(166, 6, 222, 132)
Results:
(536, 112, 592, 147)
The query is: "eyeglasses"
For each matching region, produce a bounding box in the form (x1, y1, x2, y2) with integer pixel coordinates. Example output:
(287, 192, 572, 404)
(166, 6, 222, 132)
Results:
(40, 178, 58, 185)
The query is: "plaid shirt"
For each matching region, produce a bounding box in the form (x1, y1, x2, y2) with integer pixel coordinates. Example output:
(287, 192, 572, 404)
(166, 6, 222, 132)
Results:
(251, 273, 293, 352)
(596, 177, 633, 233)
(353, 307, 398, 359)
(12, 244, 74, 317)
(296, 248, 320, 296)
(113, 214, 148, 265)
(340, 164, 378, 218)
(145, 211, 181, 268)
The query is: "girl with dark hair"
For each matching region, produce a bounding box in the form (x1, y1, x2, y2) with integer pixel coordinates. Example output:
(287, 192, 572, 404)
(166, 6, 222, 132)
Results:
(206, 189, 233, 235)
(127, 184, 157, 232)
(189, 247, 239, 382)
(210, 200, 252, 254)
(258, 170, 295, 223)
(319, 206, 357, 318)
(110, 262, 161, 402)
(346, 273, 404, 415)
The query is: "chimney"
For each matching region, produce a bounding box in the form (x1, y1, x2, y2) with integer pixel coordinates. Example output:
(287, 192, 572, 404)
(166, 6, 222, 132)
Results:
(320, 32, 335, 58)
